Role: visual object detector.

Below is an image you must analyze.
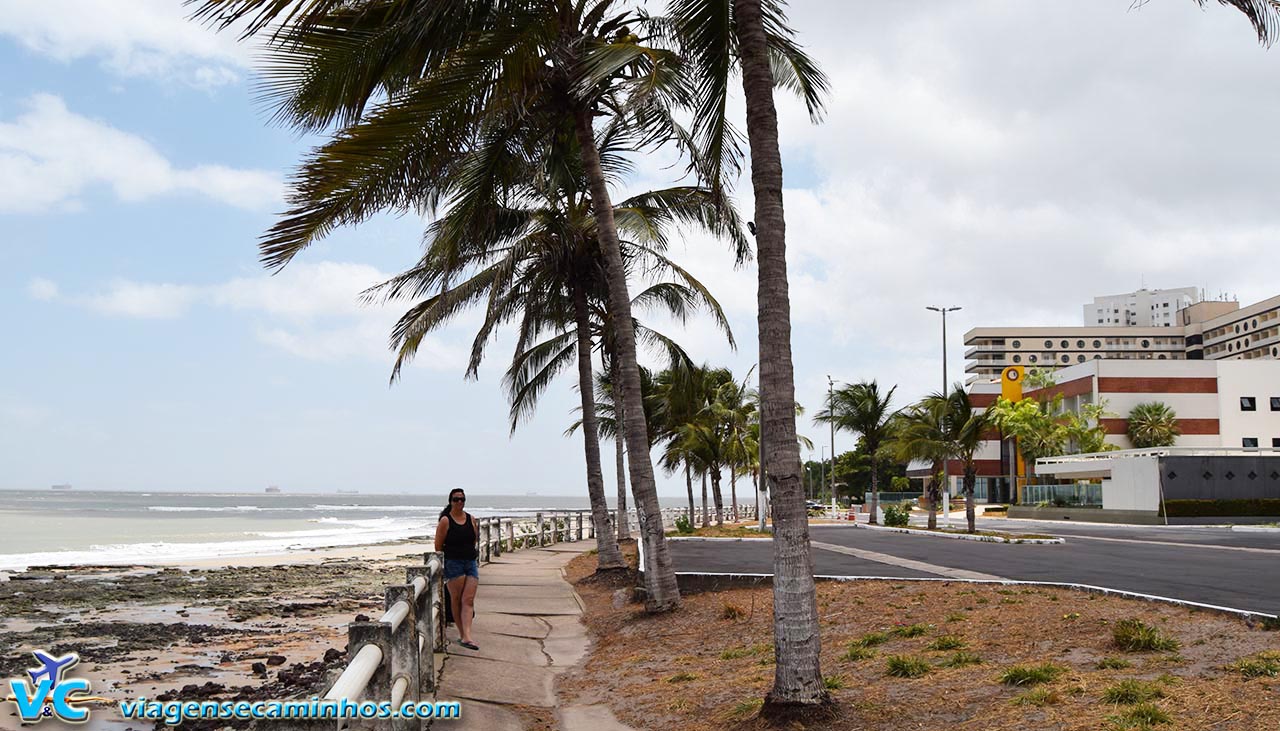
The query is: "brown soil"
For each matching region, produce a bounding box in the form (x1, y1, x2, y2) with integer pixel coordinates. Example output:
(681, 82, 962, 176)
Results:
(560, 546, 1280, 730)
(666, 524, 769, 539)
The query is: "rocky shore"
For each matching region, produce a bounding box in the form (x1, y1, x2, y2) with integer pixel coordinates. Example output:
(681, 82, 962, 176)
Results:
(1, 542, 429, 730)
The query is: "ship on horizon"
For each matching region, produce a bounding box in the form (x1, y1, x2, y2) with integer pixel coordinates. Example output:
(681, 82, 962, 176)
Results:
(265, 485, 281, 494)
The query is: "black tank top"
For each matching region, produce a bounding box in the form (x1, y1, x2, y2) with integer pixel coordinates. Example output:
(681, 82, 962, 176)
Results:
(443, 512, 478, 561)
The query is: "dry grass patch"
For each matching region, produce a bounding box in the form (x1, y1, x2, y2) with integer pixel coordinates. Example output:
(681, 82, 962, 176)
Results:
(558, 545, 1280, 731)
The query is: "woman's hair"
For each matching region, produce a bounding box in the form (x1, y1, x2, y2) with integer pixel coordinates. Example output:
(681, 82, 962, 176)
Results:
(439, 488, 466, 519)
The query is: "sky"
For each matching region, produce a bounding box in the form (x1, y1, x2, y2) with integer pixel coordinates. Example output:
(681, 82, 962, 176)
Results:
(3, 1, 1279, 496)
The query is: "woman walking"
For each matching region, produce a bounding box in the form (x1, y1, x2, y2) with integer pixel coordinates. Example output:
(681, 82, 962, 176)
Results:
(435, 488, 480, 651)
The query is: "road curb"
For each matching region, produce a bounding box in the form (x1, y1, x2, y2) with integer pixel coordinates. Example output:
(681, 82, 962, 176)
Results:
(670, 571, 1278, 622)
(850, 522, 1064, 544)
(1230, 525, 1280, 533)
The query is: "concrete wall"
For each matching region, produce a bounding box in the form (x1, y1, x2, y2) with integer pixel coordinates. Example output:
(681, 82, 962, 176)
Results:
(1101, 455, 1161, 511)
(1215, 361, 1280, 449)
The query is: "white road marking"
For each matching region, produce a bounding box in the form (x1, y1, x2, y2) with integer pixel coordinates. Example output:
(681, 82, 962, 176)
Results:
(810, 540, 1004, 581)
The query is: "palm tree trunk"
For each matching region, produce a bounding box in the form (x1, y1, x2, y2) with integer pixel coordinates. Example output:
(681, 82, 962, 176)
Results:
(609, 357, 631, 541)
(730, 466, 739, 522)
(701, 472, 709, 527)
(964, 462, 977, 534)
(868, 459, 879, 525)
(733, 0, 826, 709)
(574, 109, 679, 612)
(710, 467, 725, 524)
(572, 287, 626, 571)
(927, 462, 940, 531)
(685, 463, 695, 528)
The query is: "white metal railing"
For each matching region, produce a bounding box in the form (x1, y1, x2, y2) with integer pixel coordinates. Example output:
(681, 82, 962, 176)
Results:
(1038, 446, 1280, 466)
(321, 510, 602, 730)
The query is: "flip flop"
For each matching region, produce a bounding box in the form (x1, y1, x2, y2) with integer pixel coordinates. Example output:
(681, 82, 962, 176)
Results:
(456, 639, 480, 651)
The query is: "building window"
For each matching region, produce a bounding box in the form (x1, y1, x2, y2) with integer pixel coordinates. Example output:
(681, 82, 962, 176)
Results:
(1060, 339, 1069, 349)
(1271, 397, 1280, 412)
(1077, 355, 1086, 363)
(1044, 340, 1052, 348)
(1097, 319, 1103, 324)
(1273, 438, 1280, 448)
(1158, 354, 1167, 360)
(1243, 437, 1259, 448)
(1012, 355, 1021, 363)
(1254, 319, 1259, 328)
(1012, 340, 1021, 348)
(1076, 340, 1085, 348)
(1093, 339, 1101, 348)
(1061, 355, 1070, 363)
(1028, 355, 1038, 363)
(1236, 324, 1241, 333)
(1241, 397, 1257, 411)
(1141, 339, 1150, 348)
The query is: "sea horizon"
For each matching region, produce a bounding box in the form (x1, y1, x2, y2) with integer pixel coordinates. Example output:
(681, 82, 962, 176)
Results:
(0, 488, 677, 572)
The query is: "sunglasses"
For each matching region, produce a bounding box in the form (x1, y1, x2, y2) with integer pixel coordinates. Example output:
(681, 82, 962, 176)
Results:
(451, 496, 466, 502)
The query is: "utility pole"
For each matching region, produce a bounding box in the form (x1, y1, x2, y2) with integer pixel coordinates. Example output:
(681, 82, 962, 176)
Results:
(827, 374, 836, 505)
(927, 306, 961, 514)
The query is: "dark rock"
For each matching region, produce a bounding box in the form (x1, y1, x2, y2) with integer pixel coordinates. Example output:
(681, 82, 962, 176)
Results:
(323, 648, 343, 663)
(250, 662, 266, 675)
(354, 613, 371, 622)
(266, 655, 286, 666)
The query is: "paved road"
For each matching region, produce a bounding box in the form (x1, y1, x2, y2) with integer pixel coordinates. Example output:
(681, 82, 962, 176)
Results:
(667, 526, 1280, 615)
(967, 516, 1280, 551)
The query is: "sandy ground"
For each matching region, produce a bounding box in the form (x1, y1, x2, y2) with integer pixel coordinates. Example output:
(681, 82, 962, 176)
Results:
(1, 540, 431, 731)
(561, 545, 1280, 731)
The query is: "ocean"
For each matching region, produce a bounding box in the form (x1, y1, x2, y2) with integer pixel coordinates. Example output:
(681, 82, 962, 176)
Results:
(0, 489, 600, 572)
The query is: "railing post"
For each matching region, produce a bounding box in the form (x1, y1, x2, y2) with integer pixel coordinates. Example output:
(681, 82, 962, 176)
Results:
(384, 585, 419, 731)
(347, 621, 393, 731)
(479, 519, 490, 563)
(406, 561, 438, 695)
(536, 512, 545, 547)
(491, 518, 502, 558)
(506, 519, 514, 552)
(420, 552, 445, 652)
(575, 511, 583, 541)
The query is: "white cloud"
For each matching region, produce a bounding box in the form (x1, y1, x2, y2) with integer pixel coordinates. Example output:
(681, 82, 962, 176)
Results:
(74, 262, 467, 369)
(0, 0, 250, 88)
(26, 277, 58, 301)
(86, 281, 200, 319)
(0, 94, 282, 213)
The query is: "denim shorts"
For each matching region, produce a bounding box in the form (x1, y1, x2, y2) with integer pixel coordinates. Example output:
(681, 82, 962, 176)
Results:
(443, 559, 479, 581)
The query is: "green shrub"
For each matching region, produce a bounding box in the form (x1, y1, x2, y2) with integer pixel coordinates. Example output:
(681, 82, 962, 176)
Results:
(885, 655, 931, 678)
(942, 651, 983, 668)
(883, 504, 910, 527)
(1229, 650, 1280, 678)
(927, 635, 967, 651)
(673, 514, 694, 534)
(891, 623, 930, 638)
(843, 645, 877, 662)
(1163, 498, 1280, 517)
(998, 663, 1065, 686)
(1112, 619, 1180, 652)
(1095, 657, 1133, 670)
(945, 611, 968, 623)
(666, 672, 699, 683)
(852, 631, 889, 647)
(1108, 702, 1171, 727)
(823, 675, 845, 690)
(1102, 679, 1165, 704)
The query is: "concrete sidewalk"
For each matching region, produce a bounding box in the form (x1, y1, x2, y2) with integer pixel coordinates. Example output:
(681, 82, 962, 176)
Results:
(432, 542, 636, 731)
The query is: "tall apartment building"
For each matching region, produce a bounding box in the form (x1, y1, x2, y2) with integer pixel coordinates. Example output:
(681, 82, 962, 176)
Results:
(1083, 287, 1198, 327)
(965, 291, 1280, 382)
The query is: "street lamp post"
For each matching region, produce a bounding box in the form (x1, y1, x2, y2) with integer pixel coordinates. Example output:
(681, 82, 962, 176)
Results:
(827, 374, 836, 505)
(820, 446, 828, 502)
(927, 305, 961, 524)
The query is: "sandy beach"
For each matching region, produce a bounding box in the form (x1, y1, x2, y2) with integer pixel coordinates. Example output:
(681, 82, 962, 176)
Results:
(1, 539, 434, 731)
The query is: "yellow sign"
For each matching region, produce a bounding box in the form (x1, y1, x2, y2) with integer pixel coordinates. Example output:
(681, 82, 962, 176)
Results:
(1000, 365, 1024, 403)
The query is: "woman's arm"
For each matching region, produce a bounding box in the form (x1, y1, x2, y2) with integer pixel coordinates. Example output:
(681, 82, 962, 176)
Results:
(469, 513, 479, 551)
(434, 517, 449, 553)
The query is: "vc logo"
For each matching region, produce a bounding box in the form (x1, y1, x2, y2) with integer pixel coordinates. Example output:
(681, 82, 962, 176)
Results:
(5, 651, 102, 724)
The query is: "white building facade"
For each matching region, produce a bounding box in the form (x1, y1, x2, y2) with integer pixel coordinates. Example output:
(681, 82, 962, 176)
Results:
(1084, 287, 1199, 328)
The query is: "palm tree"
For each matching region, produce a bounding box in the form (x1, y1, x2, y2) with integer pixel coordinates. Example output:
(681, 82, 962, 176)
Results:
(662, 0, 830, 710)
(195, 0, 730, 613)
(943, 387, 997, 534)
(653, 364, 707, 525)
(1127, 402, 1181, 449)
(891, 392, 953, 531)
(814, 381, 898, 525)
